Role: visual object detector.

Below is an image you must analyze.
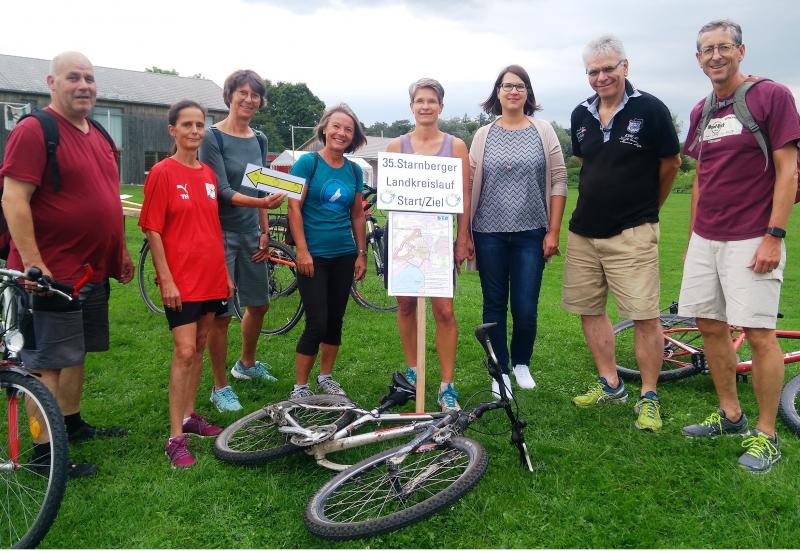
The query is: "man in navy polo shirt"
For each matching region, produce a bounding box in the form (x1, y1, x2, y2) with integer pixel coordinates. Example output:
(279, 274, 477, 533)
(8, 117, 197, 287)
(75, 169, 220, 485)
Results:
(563, 35, 681, 431)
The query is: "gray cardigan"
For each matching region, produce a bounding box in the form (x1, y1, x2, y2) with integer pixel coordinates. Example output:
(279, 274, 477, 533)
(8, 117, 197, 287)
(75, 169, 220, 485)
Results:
(467, 116, 568, 270)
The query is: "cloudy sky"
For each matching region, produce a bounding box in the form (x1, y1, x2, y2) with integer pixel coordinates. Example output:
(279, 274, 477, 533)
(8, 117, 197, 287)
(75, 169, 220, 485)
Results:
(2, 0, 798, 136)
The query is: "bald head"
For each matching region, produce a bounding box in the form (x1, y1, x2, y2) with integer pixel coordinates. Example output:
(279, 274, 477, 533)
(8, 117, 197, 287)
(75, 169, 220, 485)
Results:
(47, 51, 97, 123)
(49, 51, 93, 77)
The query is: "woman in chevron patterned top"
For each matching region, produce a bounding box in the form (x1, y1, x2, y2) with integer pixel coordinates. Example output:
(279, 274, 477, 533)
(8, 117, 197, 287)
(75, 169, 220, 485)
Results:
(468, 64, 568, 398)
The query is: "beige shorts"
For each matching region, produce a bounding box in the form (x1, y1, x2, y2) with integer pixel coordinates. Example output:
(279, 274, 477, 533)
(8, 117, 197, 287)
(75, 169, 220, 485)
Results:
(678, 233, 785, 328)
(561, 223, 660, 320)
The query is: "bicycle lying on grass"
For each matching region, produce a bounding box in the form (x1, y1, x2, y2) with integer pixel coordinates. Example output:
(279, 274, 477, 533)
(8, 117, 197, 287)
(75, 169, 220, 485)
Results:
(613, 302, 800, 435)
(1, 265, 92, 548)
(213, 322, 532, 540)
(137, 237, 303, 335)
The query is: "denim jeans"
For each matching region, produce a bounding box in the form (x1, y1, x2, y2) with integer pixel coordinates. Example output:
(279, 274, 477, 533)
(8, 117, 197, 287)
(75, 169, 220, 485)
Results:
(473, 229, 546, 373)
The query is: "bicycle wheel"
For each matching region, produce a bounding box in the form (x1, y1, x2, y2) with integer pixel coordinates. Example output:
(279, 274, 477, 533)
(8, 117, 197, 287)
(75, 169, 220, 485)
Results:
(351, 228, 397, 313)
(137, 241, 164, 314)
(305, 436, 487, 540)
(213, 394, 355, 465)
(268, 215, 289, 244)
(0, 369, 69, 549)
(614, 314, 706, 382)
(232, 240, 304, 336)
(778, 374, 800, 436)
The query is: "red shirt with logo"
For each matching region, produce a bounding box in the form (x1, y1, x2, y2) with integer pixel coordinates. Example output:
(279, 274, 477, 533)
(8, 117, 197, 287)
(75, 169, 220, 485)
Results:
(138, 158, 228, 301)
(0, 107, 125, 284)
(684, 79, 800, 241)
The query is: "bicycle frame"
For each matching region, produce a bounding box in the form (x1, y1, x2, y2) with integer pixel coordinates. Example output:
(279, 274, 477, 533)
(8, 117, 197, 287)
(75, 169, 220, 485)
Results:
(663, 325, 800, 373)
(275, 401, 445, 471)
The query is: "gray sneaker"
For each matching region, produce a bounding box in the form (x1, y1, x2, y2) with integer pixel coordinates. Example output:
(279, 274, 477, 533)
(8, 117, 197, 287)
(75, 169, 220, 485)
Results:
(289, 385, 314, 400)
(738, 430, 781, 473)
(682, 409, 749, 438)
(316, 377, 347, 396)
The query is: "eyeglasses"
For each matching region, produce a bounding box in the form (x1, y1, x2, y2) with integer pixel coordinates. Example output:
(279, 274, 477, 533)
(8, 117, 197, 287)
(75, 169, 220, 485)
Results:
(698, 43, 739, 58)
(499, 83, 527, 93)
(586, 59, 625, 78)
(235, 90, 262, 101)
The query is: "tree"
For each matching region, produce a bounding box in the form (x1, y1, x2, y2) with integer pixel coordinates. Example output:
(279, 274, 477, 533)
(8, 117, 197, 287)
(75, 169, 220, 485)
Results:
(550, 121, 573, 161)
(251, 80, 326, 151)
(145, 66, 179, 75)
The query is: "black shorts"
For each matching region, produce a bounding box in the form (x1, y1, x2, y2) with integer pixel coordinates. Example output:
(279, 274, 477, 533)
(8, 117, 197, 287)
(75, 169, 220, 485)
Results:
(165, 299, 228, 330)
(19, 280, 110, 369)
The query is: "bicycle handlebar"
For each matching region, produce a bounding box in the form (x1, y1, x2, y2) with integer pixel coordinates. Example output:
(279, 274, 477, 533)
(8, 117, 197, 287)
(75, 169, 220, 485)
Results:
(0, 264, 93, 300)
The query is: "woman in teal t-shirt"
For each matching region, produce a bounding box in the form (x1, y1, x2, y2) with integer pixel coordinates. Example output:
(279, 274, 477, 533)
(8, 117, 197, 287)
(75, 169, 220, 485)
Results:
(287, 103, 368, 399)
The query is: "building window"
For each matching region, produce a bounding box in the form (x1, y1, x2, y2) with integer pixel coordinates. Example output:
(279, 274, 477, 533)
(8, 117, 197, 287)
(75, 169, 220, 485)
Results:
(92, 106, 124, 148)
(3, 102, 30, 130)
(144, 151, 171, 173)
(205, 115, 215, 128)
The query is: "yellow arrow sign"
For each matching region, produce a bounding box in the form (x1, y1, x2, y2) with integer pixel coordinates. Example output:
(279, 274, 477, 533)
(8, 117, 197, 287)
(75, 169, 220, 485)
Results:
(241, 164, 306, 199)
(246, 169, 304, 195)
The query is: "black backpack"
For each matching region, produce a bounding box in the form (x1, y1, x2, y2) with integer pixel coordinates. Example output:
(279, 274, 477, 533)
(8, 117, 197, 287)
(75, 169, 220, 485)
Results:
(0, 109, 118, 259)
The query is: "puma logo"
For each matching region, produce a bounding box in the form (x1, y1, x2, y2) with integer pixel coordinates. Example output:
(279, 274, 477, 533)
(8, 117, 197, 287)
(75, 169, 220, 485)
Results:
(177, 184, 189, 200)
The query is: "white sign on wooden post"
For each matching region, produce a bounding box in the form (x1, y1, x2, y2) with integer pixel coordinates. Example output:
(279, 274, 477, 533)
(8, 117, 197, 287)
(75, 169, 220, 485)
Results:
(377, 152, 463, 413)
(377, 152, 463, 213)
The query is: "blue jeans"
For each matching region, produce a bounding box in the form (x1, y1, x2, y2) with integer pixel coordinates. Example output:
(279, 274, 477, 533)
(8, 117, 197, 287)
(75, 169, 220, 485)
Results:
(473, 229, 546, 373)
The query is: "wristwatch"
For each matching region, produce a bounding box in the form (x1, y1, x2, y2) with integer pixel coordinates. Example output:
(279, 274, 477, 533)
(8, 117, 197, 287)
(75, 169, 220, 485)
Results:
(766, 226, 787, 238)
(358, 249, 367, 256)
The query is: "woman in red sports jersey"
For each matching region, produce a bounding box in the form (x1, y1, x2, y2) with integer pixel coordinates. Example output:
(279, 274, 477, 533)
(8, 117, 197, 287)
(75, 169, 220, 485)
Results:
(139, 100, 235, 468)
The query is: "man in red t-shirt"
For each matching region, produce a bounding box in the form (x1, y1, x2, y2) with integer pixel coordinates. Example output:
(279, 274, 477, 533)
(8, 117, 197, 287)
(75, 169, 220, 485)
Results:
(678, 20, 800, 473)
(0, 51, 134, 477)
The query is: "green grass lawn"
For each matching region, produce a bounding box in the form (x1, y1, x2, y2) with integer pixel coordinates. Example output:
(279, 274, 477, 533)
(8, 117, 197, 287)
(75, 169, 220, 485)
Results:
(42, 186, 800, 548)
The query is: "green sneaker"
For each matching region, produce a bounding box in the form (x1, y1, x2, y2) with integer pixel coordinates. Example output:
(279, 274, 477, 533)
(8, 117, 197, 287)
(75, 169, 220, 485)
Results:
(572, 377, 628, 408)
(738, 431, 781, 473)
(634, 392, 662, 432)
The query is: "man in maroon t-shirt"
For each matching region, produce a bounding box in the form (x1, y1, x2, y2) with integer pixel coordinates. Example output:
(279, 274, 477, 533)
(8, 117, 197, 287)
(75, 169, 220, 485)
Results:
(0, 51, 134, 477)
(678, 20, 800, 473)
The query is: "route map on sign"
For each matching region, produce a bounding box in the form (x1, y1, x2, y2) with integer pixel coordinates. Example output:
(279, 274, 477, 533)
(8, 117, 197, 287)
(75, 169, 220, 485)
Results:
(241, 163, 305, 200)
(387, 211, 453, 298)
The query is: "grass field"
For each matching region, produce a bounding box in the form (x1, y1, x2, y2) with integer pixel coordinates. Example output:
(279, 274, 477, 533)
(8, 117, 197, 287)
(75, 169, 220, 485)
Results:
(40, 186, 800, 548)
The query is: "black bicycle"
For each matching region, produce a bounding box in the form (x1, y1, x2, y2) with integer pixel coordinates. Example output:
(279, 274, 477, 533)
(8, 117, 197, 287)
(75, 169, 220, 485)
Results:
(137, 238, 303, 335)
(0, 265, 89, 548)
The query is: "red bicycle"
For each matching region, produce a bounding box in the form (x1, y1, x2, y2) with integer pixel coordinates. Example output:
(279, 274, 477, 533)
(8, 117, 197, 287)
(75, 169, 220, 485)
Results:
(1, 265, 92, 548)
(613, 302, 800, 435)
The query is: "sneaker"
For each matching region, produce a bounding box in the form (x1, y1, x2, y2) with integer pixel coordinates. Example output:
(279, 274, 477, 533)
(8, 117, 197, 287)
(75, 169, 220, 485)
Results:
(682, 409, 749, 438)
(738, 430, 781, 473)
(438, 384, 461, 413)
(231, 360, 278, 382)
(289, 385, 314, 400)
(512, 364, 537, 389)
(316, 377, 347, 396)
(491, 373, 513, 399)
(210, 385, 243, 412)
(182, 413, 223, 438)
(68, 422, 128, 443)
(634, 392, 663, 432)
(572, 377, 628, 407)
(405, 367, 417, 386)
(165, 436, 196, 468)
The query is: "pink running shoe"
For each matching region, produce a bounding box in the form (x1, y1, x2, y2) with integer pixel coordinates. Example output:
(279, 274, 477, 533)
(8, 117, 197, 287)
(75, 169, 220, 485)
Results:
(182, 413, 223, 438)
(165, 436, 196, 468)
